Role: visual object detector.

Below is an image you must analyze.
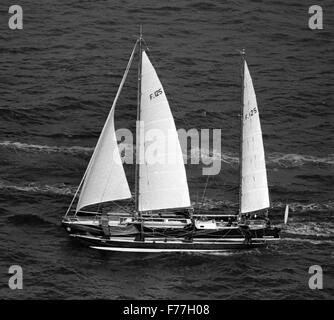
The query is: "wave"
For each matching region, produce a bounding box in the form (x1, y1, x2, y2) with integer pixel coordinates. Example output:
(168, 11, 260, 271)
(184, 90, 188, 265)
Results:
(1, 179, 332, 214)
(267, 153, 334, 167)
(189, 148, 239, 165)
(0, 180, 76, 196)
(1, 141, 333, 167)
(282, 237, 334, 245)
(196, 147, 334, 167)
(195, 198, 334, 212)
(193, 199, 238, 210)
(0, 141, 93, 155)
(273, 201, 334, 212)
(1, 180, 333, 239)
(283, 221, 334, 238)
(7, 213, 52, 226)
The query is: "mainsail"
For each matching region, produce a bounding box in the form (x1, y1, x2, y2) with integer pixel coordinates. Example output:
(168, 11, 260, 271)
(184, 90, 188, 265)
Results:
(240, 60, 270, 214)
(75, 43, 137, 212)
(137, 51, 191, 211)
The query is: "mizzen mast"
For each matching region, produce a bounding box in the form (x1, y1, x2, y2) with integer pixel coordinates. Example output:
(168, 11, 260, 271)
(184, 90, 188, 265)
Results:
(238, 49, 245, 218)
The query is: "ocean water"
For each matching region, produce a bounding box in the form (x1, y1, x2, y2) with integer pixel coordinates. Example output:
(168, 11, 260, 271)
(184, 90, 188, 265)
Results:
(0, 0, 333, 299)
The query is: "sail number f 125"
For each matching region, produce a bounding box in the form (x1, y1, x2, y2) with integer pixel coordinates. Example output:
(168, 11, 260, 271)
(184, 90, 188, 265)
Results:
(149, 88, 163, 100)
(244, 107, 257, 121)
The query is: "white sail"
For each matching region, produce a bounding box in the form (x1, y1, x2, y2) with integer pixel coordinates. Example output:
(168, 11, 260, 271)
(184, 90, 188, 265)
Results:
(138, 51, 191, 211)
(284, 204, 289, 224)
(240, 61, 270, 214)
(76, 44, 137, 212)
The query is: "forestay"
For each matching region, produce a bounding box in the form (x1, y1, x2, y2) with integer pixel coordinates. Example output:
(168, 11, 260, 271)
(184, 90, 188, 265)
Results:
(76, 43, 137, 212)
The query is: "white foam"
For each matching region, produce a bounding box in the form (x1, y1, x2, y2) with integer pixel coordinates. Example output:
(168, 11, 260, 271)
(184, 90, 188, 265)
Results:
(0, 180, 76, 196)
(1, 141, 333, 167)
(0, 141, 93, 155)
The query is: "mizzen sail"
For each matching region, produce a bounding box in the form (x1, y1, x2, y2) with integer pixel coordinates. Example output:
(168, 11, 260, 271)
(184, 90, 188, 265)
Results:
(76, 43, 137, 212)
(240, 60, 270, 214)
(137, 51, 191, 211)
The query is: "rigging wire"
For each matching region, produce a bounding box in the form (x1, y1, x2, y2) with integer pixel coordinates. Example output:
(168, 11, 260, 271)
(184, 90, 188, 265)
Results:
(198, 175, 210, 212)
(141, 38, 192, 129)
(65, 40, 139, 218)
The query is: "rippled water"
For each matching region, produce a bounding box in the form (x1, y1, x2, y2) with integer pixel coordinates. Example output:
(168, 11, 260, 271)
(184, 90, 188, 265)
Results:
(0, 0, 333, 299)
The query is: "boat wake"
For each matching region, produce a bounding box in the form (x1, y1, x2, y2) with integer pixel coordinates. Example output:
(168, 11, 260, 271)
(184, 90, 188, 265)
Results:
(1, 140, 333, 168)
(189, 248, 262, 256)
(281, 237, 334, 245)
(0, 140, 93, 155)
(272, 201, 334, 213)
(194, 147, 334, 167)
(196, 198, 334, 213)
(1, 179, 332, 215)
(283, 222, 334, 238)
(267, 153, 334, 167)
(0, 180, 76, 196)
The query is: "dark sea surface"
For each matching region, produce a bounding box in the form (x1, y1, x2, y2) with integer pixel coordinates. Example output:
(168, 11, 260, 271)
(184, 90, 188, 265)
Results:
(0, 0, 333, 299)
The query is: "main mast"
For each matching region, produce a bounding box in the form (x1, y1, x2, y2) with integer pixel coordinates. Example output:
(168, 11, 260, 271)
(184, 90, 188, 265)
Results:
(238, 49, 245, 218)
(135, 26, 143, 213)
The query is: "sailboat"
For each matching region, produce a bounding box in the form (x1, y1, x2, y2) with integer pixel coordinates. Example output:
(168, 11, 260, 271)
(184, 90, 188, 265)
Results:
(62, 33, 280, 252)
